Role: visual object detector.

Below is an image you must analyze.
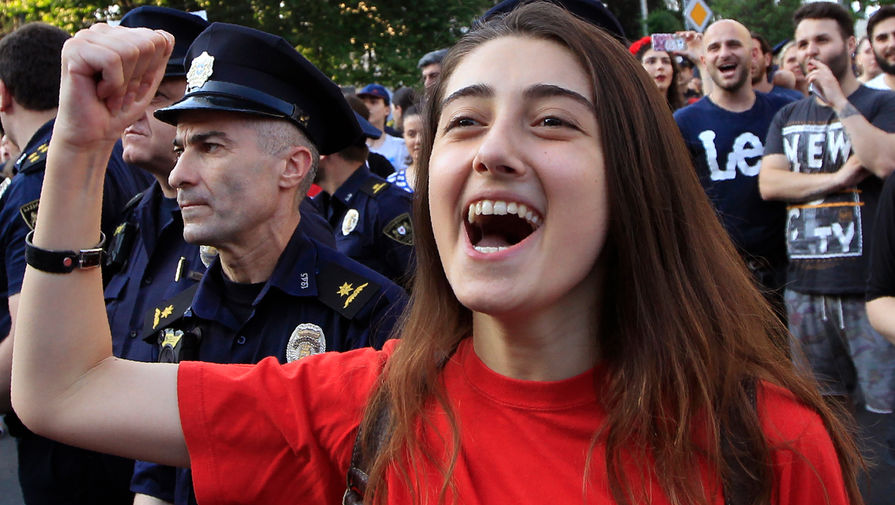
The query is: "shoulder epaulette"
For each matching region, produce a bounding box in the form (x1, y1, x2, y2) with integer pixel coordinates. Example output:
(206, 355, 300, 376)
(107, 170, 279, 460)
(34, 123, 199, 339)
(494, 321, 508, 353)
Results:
(317, 261, 382, 320)
(359, 177, 391, 198)
(17, 142, 49, 174)
(140, 283, 199, 340)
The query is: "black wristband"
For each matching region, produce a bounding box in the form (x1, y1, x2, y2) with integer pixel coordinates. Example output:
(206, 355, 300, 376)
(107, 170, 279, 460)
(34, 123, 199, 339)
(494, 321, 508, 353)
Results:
(24, 231, 106, 273)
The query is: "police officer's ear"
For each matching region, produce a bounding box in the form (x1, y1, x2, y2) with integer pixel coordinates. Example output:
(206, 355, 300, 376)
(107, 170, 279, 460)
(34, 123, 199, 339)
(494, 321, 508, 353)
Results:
(278, 144, 314, 190)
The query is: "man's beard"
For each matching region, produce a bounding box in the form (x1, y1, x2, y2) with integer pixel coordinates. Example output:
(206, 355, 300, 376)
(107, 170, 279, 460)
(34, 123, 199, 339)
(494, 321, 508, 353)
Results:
(800, 47, 851, 81)
(874, 47, 895, 75)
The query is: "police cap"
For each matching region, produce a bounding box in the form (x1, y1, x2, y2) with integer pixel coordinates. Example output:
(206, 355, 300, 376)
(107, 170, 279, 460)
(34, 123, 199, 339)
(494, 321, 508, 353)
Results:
(155, 23, 362, 155)
(483, 0, 626, 41)
(119, 6, 209, 78)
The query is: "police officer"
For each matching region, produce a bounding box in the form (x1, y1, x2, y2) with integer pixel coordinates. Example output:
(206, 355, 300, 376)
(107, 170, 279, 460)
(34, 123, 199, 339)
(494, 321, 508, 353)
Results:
(313, 113, 415, 287)
(0, 22, 153, 505)
(103, 8, 208, 505)
(138, 23, 407, 505)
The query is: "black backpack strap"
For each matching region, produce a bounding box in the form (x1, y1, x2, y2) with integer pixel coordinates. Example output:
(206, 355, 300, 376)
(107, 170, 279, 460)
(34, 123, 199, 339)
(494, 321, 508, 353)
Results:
(343, 400, 391, 505)
(722, 379, 759, 505)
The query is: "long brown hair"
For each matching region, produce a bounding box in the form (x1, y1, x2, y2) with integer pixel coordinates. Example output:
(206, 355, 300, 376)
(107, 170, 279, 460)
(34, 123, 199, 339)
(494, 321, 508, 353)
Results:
(361, 3, 863, 504)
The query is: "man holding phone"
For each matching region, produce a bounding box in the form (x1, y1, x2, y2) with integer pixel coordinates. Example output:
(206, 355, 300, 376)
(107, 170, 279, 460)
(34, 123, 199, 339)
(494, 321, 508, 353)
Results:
(760, 2, 895, 420)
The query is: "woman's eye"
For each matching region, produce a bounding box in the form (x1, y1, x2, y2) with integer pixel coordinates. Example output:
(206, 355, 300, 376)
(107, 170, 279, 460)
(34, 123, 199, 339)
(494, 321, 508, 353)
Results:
(447, 116, 479, 130)
(538, 117, 567, 127)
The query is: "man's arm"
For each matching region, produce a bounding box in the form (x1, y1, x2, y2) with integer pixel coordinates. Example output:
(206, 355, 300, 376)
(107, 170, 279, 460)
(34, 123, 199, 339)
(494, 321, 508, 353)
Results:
(867, 298, 895, 345)
(759, 153, 868, 202)
(809, 60, 895, 178)
(10, 24, 187, 466)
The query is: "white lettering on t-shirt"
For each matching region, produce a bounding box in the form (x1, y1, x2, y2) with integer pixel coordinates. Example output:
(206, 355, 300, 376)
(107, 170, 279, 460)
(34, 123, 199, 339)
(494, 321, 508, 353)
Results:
(813, 225, 832, 253)
(827, 129, 851, 165)
(783, 133, 801, 172)
(831, 222, 855, 252)
(698, 130, 764, 181)
(780, 123, 851, 173)
(808, 133, 825, 169)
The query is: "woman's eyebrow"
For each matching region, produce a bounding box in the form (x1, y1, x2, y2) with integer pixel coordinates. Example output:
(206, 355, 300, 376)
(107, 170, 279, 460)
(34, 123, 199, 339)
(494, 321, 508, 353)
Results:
(441, 83, 493, 109)
(523, 84, 594, 113)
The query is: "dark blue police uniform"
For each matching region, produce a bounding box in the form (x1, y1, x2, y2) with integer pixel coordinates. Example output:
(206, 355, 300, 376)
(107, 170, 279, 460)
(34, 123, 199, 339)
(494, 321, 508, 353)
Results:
(313, 165, 414, 285)
(105, 183, 205, 363)
(140, 224, 406, 505)
(0, 119, 152, 505)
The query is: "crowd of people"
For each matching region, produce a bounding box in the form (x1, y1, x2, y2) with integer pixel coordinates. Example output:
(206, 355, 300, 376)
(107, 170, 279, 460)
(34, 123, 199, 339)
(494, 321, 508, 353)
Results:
(0, 0, 893, 504)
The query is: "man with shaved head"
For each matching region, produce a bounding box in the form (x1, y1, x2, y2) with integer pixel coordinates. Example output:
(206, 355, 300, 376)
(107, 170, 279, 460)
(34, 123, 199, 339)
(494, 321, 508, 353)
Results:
(674, 19, 799, 324)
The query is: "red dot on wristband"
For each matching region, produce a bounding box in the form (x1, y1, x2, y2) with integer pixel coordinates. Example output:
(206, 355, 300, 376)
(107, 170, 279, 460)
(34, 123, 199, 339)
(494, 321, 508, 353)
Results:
(63, 257, 73, 267)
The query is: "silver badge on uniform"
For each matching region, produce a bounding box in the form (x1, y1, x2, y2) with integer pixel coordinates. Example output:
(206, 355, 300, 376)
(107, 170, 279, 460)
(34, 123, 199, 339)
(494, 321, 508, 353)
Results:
(286, 323, 325, 362)
(187, 51, 215, 92)
(341, 209, 359, 236)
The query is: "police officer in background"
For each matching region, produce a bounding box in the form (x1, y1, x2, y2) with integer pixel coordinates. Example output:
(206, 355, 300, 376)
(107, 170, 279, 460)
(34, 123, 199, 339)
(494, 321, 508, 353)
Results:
(0, 22, 152, 505)
(136, 23, 407, 505)
(313, 110, 415, 287)
(101, 8, 208, 505)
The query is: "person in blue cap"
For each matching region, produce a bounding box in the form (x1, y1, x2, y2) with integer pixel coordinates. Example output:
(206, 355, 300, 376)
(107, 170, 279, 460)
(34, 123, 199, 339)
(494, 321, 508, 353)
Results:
(357, 83, 409, 169)
(135, 22, 406, 505)
(0, 22, 153, 505)
(103, 7, 209, 505)
(312, 111, 414, 287)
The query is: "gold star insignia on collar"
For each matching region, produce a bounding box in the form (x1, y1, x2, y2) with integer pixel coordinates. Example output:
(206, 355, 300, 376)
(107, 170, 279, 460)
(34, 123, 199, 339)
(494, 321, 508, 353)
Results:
(343, 282, 368, 309)
(338, 282, 353, 297)
(153, 304, 175, 329)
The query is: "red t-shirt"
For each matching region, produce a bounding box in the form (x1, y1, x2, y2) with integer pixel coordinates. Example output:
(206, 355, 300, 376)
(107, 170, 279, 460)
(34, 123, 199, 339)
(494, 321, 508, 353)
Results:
(178, 339, 850, 504)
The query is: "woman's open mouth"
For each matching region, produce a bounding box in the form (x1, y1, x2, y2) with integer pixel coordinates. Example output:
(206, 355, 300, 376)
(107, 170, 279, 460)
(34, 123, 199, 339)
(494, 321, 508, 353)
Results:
(465, 199, 542, 254)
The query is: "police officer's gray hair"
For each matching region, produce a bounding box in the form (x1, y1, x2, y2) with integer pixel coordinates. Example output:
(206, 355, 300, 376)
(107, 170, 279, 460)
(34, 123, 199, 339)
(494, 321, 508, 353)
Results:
(246, 118, 320, 199)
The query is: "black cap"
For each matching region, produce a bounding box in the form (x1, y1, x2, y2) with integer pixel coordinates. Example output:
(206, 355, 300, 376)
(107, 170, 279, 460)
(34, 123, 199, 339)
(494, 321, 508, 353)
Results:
(483, 0, 625, 41)
(155, 23, 362, 155)
(119, 6, 209, 78)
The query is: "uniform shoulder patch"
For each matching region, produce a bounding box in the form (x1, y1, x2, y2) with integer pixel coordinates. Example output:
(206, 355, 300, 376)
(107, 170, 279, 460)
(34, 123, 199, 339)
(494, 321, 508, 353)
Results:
(317, 261, 381, 320)
(383, 212, 413, 246)
(360, 177, 390, 198)
(18, 143, 49, 174)
(19, 199, 39, 230)
(141, 283, 199, 340)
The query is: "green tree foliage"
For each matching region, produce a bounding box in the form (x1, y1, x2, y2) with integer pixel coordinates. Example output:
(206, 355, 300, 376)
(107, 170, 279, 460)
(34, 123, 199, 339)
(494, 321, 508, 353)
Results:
(709, 0, 803, 47)
(0, 0, 491, 89)
(647, 9, 684, 34)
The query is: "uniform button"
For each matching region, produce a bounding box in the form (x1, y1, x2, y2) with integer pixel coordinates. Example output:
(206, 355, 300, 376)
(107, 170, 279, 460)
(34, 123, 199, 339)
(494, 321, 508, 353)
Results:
(143, 276, 153, 285)
(236, 335, 246, 345)
(129, 330, 137, 339)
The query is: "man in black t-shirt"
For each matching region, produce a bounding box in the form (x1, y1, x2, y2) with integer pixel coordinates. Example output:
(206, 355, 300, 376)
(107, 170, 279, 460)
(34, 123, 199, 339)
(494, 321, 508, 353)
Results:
(760, 2, 895, 418)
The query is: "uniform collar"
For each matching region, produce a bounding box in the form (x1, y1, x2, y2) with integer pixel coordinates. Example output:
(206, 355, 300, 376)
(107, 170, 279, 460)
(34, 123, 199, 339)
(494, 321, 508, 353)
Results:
(14, 118, 55, 172)
(331, 164, 372, 205)
(190, 224, 319, 328)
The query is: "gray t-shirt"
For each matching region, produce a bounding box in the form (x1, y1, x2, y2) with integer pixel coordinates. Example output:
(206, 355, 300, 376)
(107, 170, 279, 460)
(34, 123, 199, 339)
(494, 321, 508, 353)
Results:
(764, 85, 895, 294)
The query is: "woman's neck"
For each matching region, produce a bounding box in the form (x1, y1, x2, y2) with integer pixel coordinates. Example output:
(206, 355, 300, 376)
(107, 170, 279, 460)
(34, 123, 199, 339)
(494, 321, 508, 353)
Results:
(471, 298, 599, 382)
